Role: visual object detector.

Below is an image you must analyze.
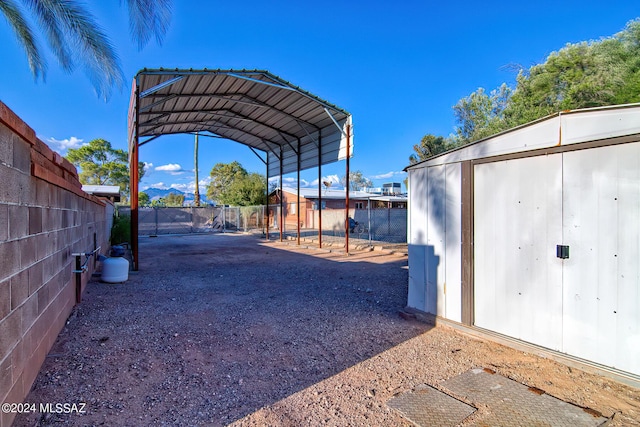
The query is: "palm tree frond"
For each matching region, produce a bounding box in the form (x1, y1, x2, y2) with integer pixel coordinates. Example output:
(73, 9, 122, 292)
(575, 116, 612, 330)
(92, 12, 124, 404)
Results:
(126, 0, 172, 50)
(33, 0, 125, 100)
(1, 0, 172, 99)
(23, 0, 73, 72)
(0, 0, 47, 80)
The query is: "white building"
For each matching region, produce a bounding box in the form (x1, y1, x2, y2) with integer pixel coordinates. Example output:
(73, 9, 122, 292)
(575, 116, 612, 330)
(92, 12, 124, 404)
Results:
(406, 104, 640, 381)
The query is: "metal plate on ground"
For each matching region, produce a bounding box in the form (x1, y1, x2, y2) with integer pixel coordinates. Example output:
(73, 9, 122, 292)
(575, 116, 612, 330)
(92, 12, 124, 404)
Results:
(387, 384, 476, 427)
(442, 368, 608, 426)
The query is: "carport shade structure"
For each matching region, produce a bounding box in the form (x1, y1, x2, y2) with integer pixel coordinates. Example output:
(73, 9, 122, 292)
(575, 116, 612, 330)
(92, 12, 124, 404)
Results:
(127, 69, 354, 270)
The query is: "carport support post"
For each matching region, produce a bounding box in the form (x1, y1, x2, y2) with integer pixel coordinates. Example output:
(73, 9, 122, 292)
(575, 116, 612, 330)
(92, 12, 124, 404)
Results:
(344, 123, 351, 255)
(131, 141, 139, 270)
(130, 88, 140, 271)
(265, 161, 269, 240)
(279, 147, 284, 242)
(367, 196, 372, 245)
(318, 131, 322, 248)
(297, 139, 301, 245)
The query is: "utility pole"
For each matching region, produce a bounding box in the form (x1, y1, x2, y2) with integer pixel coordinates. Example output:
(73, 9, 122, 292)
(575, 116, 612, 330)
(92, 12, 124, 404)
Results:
(194, 132, 200, 206)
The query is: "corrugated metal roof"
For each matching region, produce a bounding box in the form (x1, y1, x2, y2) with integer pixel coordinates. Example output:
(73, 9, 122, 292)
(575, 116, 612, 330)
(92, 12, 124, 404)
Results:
(128, 69, 353, 178)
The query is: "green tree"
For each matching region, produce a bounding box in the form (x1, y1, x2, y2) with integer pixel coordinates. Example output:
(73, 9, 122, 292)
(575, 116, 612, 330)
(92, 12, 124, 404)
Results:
(409, 134, 452, 164)
(206, 161, 248, 203)
(150, 198, 166, 207)
(138, 191, 150, 206)
(411, 18, 640, 163)
(66, 138, 144, 199)
(453, 84, 511, 144)
(225, 173, 267, 206)
(164, 192, 185, 207)
(612, 20, 640, 104)
(0, 0, 171, 99)
(504, 19, 640, 128)
(341, 170, 373, 191)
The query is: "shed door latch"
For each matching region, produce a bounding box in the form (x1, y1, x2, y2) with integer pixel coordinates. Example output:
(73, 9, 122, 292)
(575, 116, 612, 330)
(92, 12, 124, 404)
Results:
(556, 245, 570, 259)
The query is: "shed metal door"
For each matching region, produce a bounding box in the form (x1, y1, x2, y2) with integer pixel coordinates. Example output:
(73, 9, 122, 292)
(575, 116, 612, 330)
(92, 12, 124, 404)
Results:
(562, 143, 640, 375)
(474, 143, 640, 375)
(474, 154, 564, 351)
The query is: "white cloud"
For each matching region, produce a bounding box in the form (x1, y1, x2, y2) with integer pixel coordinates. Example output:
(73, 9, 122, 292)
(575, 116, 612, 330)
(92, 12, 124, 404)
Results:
(143, 162, 154, 173)
(155, 163, 185, 175)
(46, 136, 84, 153)
(169, 183, 191, 192)
(268, 177, 279, 188)
(371, 171, 394, 180)
(147, 182, 168, 189)
(371, 171, 406, 180)
(169, 179, 212, 195)
(279, 177, 312, 188)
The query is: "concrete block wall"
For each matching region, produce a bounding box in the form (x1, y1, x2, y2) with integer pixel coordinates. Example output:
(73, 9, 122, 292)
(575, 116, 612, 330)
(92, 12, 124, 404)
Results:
(0, 101, 110, 427)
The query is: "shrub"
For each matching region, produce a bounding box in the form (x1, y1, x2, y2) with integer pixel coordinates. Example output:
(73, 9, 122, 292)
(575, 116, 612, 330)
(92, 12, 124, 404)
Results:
(110, 213, 131, 245)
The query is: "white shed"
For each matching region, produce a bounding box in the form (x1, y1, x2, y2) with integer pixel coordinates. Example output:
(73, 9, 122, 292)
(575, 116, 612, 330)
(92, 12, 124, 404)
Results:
(406, 104, 640, 381)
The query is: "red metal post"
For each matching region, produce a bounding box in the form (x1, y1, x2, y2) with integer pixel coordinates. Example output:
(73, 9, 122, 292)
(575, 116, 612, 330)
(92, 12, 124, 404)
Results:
(318, 132, 322, 248)
(131, 136, 139, 271)
(130, 85, 140, 271)
(297, 140, 301, 245)
(344, 124, 351, 255)
(279, 148, 284, 242)
(265, 158, 269, 240)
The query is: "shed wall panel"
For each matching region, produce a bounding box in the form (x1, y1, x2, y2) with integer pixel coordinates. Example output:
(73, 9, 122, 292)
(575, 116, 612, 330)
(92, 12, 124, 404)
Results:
(427, 165, 446, 316)
(444, 163, 462, 322)
(561, 108, 640, 145)
(408, 244, 426, 312)
(407, 164, 463, 320)
(408, 168, 428, 311)
(408, 168, 428, 245)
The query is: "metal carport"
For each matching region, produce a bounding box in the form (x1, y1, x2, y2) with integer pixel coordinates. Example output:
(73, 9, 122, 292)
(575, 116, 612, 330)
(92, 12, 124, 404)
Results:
(127, 69, 353, 270)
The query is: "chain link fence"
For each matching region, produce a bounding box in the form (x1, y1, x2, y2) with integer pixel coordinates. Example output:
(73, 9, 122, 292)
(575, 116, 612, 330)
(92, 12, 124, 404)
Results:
(270, 202, 407, 247)
(117, 206, 267, 235)
(117, 204, 406, 248)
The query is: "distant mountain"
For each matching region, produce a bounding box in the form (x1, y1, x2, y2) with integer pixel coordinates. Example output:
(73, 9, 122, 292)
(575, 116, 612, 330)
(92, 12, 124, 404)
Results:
(141, 187, 212, 205)
(142, 187, 182, 199)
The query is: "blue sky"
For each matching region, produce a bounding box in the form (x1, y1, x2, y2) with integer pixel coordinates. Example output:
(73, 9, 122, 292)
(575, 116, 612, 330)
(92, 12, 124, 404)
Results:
(1, 1, 638, 196)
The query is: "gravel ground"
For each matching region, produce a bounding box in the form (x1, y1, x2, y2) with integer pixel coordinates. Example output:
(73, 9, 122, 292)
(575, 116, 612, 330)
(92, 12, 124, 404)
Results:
(13, 233, 640, 426)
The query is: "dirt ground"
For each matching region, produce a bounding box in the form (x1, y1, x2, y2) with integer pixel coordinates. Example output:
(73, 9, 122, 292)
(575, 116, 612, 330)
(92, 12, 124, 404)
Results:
(13, 233, 640, 426)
